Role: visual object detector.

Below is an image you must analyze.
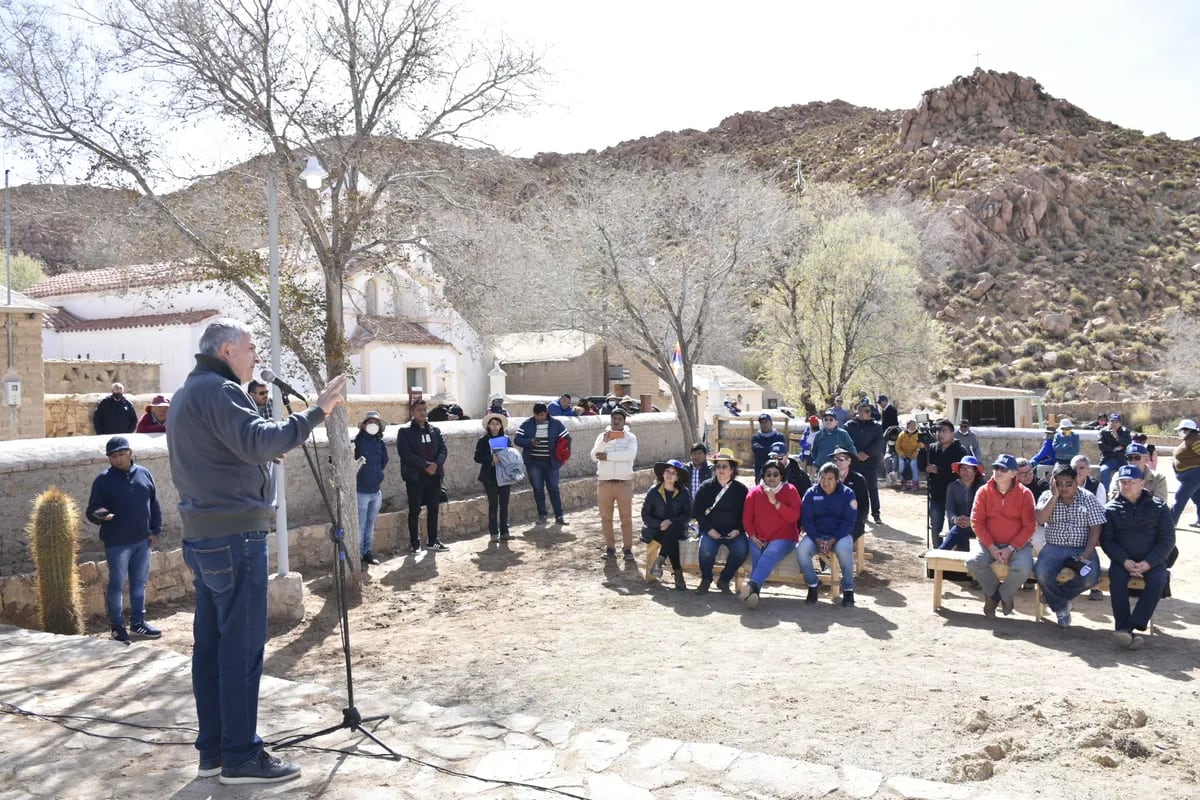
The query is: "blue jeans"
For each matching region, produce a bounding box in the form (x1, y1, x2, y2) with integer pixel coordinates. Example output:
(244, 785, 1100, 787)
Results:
(854, 462, 881, 516)
(357, 490, 382, 556)
(526, 459, 563, 518)
(1035, 543, 1100, 612)
(1098, 458, 1123, 492)
(928, 500, 946, 547)
(183, 532, 269, 769)
(104, 539, 151, 628)
(1109, 561, 1169, 632)
(748, 538, 798, 587)
(937, 525, 972, 552)
(899, 458, 919, 482)
(1172, 467, 1200, 524)
(698, 534, 749, 584)
(967, 543, 1034, 603)
(796, 535, 855, 591)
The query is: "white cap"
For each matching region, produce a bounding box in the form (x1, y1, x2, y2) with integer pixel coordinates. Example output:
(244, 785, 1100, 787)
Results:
(1178, 418, 1198, 432)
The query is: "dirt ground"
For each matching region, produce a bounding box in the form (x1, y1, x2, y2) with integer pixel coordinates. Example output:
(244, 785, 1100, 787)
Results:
(147, 485, 1200, 799)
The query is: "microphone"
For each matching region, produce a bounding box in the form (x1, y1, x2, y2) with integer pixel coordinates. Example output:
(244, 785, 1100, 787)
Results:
(259, 368, 304, 400)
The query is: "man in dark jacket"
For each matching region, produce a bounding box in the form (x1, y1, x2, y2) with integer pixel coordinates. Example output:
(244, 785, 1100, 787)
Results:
(846, 402, 884, 524)
(86, 436, 162, 643)
(93, 382, 138, 435)
(514, 403, 571, 524)
(878, 395, 899, 431)
(831, 447, 869, 540)
(925, 419, 967, 547)
(1102, 465, 1176, 650)
(750, 413, 786, 481)
(167, 318, 345, 785)
(353, 411, 389, 566)
(1097, 413, 1131, 492)
(396, 398, 449, 552)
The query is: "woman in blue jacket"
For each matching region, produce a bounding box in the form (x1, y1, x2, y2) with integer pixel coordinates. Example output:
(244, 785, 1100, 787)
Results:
(475, 413, 513, 542)
(797, 462, 860, 606)
(353, 411, 389, 568)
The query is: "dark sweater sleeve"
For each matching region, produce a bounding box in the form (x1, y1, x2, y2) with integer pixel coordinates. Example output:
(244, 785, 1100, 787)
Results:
(1147, 503, 1177, 567)
(148, 472, 162, 536)
(474, 436, 492, 466)
(1100, 507, 1130, 564)
(641, 489, 664, 528)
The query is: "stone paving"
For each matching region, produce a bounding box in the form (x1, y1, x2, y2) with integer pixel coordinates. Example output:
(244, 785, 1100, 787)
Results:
(0, 625, 1035, 800)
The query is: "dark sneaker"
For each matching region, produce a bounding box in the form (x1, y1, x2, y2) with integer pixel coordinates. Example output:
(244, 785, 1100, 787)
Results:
(410, 542, 422, 554)
(842, 590, 856, 607)
(499, 532, 512, 541)
(602, 547, 616, 560)
(362, 552, 382, 566)
(983, 596, 998, 618)
(111, 625, 130, 643)
(1001, 597, 1015, 616)
(1089, 588, 1104, 601)
(130, 621, 161, 639)
(197, 757, 222, 778)
(715, 578, 732, 593)
(805, 586, 819, 604)
(427, 540, 449, 552)
(872, 514, 882, 525)
(219, 750, 301, 785)
(537, 515, 548, 525)
(555, 517, 568, 526)
(623, 548, 636, 562)
(695, 579, 711, 595)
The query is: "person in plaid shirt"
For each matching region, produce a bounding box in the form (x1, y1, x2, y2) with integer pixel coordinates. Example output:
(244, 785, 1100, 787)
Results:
(1034, 463, 1108, 627)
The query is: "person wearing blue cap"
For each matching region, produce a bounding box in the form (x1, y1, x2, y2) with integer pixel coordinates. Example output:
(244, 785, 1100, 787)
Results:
(85, 436, 162, 643)
(967, 454, 1036, 616)
(1106, 442, 1167, 503)
(1102, 464, 1175, 649)
(750, 413, 786, 481)
(1034, 464, 1107, 627)
(939, 456, 984, 550)
(768, 441, 812, 500)
(1097, 413, 1131, 491)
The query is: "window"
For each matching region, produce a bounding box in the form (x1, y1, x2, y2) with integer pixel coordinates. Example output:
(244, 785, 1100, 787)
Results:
(406, 367, 427, 392)
(365, 278, 380, 316)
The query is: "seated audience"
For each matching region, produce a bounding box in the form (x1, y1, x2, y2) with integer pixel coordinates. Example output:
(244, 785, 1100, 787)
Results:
(797, 462, 860, 607)
(739, 461, 802, 608)
(692, 448, 749, 595)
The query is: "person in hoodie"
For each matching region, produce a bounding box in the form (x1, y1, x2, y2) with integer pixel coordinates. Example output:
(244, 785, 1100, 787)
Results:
(590, 407, 639, 561)
(750, 413, 786, 481)
(739, 460, 802, 608)
(353, 411, 389, 567)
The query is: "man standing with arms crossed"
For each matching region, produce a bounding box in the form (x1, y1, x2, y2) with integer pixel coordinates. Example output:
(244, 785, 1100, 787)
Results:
(168, 319, 346, 785)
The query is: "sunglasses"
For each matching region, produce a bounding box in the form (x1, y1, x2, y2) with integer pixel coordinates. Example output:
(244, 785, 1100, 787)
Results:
(993, 466, 1012, 473)
(1126, 455, 1144, 461)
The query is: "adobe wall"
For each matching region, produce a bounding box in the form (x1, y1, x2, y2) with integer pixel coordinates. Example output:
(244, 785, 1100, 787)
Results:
(43, 359, 160, 395)
(0, 312, 47, 442)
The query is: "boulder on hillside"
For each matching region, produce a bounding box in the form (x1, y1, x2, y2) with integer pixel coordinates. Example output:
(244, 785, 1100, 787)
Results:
(970, 273, 997, 300)
(1039, 312, 1072, 336)
(1042, 351, 1058, 367)
(1084, 382, 1114, 401)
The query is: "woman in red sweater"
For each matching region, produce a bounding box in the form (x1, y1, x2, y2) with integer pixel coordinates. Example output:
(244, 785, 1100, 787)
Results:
(738, 461, 802, 608)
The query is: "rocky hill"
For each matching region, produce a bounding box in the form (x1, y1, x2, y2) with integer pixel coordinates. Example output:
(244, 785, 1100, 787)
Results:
(11, 69, 1200, 402)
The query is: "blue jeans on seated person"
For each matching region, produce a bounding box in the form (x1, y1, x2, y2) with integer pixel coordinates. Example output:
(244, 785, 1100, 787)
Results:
(938, 525, 972, 552)
(899, 458, 919, 483)
(966, 542, 1033, 603)
(183, 531, 269, 769)
(698, 534, 749, 584)
(796, 535, 855, 592)
(748, 539, 798, 587)
(357, 489, 382, 556)
(1109, 560, 1169, 632)
(105, 538, 152, 628)
(1035, 543, 1100, 612)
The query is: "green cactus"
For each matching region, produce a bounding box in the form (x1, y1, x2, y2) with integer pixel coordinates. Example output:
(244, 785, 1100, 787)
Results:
(27, 487, 84, 635)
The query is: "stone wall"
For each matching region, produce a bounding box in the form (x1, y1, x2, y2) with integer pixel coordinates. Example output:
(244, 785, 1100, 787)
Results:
(0, 311, 47, 442)
(0, 411, 683, 576)
(0, 469, 656, 629)
(1045, 399, 1198, 431)
(43, 359, 160, 395)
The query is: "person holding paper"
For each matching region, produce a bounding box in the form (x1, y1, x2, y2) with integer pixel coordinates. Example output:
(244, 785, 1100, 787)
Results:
(475, 413, 514, 541)
(590, 408, 639, 560)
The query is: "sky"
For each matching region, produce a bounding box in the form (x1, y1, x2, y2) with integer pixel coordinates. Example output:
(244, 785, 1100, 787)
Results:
(2, 0, 1197, 185)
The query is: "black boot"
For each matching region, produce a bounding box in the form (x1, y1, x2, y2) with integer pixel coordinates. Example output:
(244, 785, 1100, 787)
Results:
(695, 578, 711, 595)
(842, 590, 856, 607)
(673, 570, 687, 591)
(806, 586, 819, 604)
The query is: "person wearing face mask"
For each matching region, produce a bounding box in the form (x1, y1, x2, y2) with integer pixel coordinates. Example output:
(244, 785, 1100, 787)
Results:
(353, 411, 389, 567)
(739, 461, 802, 608)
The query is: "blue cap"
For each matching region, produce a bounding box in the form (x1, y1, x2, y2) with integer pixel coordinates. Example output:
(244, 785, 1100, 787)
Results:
(1117, 464, 1144, 481)
(823, 409, 837, 418)
(105, 436, 131, 455)
(991, 454, 1018, 471)
(758, 412, 772, 421)
(769, 441, 788, 455)
(952, 455, 982, 473)
(877, 394, 888, 403)
(1125, 443, 1149, 456)
(1109, 413, 1122, 421)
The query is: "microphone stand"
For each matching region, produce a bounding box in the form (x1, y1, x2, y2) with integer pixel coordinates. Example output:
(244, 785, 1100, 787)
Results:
(268, 388, 398, 758)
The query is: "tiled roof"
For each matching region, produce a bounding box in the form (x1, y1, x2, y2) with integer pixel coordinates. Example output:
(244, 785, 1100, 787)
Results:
(347, 315, 451, 349)
(46, 308, 220, 333)
(26, 262, 214, 298)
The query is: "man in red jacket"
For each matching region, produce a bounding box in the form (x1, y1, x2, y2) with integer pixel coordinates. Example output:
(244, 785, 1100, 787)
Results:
(967, 454, 1036, 617)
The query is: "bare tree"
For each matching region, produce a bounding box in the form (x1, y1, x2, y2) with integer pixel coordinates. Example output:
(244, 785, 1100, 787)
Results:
(0, 0, 541, 573)
(754, 183, 945, 407)
(471, 161, 789, 451)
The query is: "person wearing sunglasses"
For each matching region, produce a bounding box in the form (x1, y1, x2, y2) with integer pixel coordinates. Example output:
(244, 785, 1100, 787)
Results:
(966, 454, 1036, 617)
(1106, 443, 1167, 503)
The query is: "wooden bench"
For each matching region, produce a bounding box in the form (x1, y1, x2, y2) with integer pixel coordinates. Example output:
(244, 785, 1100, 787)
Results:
(650, 536, 867, 600)
(925, 549, 1154, 631)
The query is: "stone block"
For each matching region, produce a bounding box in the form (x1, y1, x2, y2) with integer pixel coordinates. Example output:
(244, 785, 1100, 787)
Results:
(886, 775, 971, 800)
(267, 572, 304, 624)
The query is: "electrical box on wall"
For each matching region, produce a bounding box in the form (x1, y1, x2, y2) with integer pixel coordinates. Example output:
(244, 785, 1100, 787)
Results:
(3, 377, 19, 407)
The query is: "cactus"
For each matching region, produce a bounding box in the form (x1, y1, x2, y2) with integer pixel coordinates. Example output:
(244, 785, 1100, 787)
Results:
(27, 486, 84, 635)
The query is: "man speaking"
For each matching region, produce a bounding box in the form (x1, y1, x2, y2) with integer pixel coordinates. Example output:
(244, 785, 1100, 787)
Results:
(167, 319, 346, 785)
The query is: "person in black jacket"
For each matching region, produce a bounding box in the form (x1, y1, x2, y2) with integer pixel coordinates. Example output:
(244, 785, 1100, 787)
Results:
(878, 395, 899, 431)
(1102, 465, 1176, 649)
(475, 413, 513, 542)
(831, 447, 869, 540)
(925, 419, 967, 547)
(353, 411, 389, 567)
(641, 460, 692, 590)
(93, 382, 138, 435)
(692, 448, 750, 594)
(846, 402, 884, 523)
(1097, 413, 1131, 492)
(396, 398, 448, 553)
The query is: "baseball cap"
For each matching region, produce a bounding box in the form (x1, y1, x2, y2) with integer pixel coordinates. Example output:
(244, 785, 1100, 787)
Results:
(991, 454, 1018, 471)
(1117, 464, 1144, 481)
(757, 412, 772, 421)
(877, 394, 888, 403)
(1125, 442, 1149, 456)
(1109, 413, 1122, 421)
(105, 436, 131, 455)
(769, 442, 788, 455)
(822, 409, 837, 419)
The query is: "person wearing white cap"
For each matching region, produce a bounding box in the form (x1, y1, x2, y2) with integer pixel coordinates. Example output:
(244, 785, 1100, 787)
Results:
(1171, 419, 1200, 526)
(1051, 418, 1080, 466)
